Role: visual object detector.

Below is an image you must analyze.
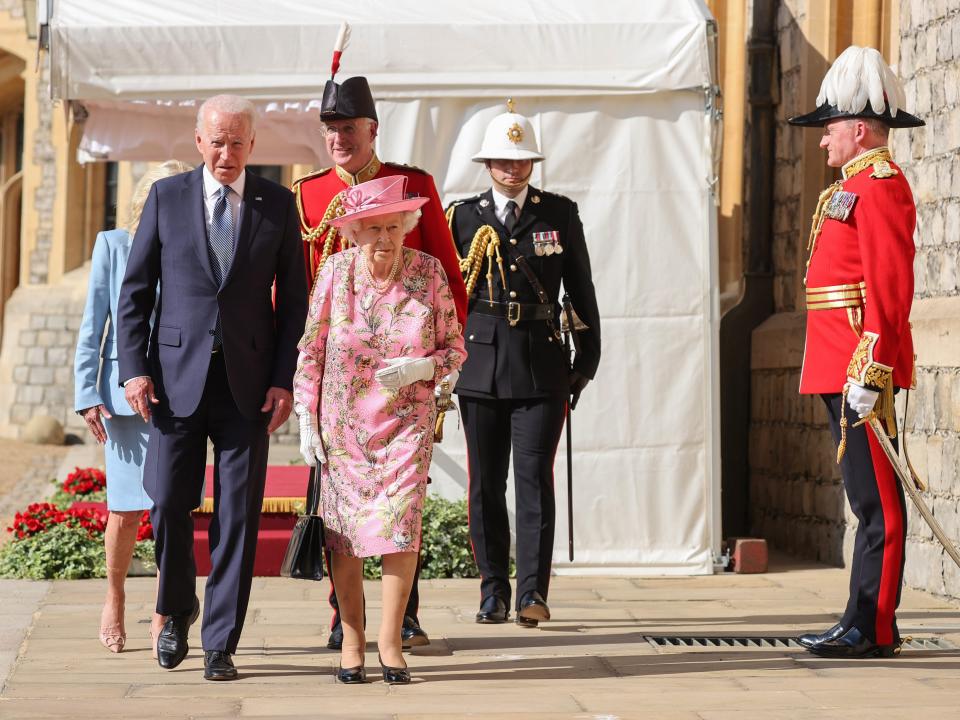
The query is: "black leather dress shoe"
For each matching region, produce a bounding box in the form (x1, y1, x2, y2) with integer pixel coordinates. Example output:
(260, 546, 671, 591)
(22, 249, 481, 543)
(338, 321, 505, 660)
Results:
(203, 651, 238, 681)
(475, 596, 509, 624)
(401, 615, 430, 648)
(807, 626, 898, 659)
(157, 596, 200, 669)
(378, 653, 411, 684)
(336, 664, 367, 683)
(516, 591, 550, 627)
(327, 624, 343, 651)
(797, 622, 846, 649)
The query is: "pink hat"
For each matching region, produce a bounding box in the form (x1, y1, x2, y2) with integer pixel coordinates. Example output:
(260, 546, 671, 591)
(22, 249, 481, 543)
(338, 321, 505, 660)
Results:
(330, 176, 429, 227)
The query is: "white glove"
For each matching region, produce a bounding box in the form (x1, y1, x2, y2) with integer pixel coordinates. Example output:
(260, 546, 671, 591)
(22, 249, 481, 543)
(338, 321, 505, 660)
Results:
(375, 357, 435, 390)
(434, 369, 460, 398)
(298, 411, 326, 466)
(846, 383, 880, 418)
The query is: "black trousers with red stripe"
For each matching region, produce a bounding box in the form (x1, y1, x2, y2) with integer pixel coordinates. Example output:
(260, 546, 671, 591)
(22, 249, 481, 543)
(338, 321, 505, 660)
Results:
(822, 393, 907, 645)
(461, 394, 567, 610)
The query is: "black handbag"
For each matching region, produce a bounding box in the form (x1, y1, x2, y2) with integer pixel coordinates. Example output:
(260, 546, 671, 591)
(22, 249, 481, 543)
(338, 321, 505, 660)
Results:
(280, 465, 325, 581)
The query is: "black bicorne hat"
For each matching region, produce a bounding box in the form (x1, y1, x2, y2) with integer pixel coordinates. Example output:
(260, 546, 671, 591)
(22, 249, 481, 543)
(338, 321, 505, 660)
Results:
(789, 102, 924, 129)
(788, 46, 924, 129)
(320, 76, 378, 123)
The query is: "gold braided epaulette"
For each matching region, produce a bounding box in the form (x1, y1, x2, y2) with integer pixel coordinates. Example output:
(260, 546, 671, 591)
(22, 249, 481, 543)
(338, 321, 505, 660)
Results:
(291, 167, 332, 188)
(841, 147, 895, 180)
(383, 161, 429, 175)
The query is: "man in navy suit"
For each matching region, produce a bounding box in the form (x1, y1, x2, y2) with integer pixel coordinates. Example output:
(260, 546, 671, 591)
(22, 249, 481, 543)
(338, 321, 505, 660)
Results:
(117, 95, 307, 680)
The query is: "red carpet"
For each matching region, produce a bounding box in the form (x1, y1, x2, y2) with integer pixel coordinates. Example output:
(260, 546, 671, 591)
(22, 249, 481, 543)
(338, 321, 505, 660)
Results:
(74, 465, 310, 577)
(194, 465, 308, 576)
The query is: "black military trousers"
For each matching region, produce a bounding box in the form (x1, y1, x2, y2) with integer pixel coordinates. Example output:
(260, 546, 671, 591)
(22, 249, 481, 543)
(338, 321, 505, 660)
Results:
(323, 548, 423, 631)
(822, 393, 907, 645)
(461, 394, 567, 609)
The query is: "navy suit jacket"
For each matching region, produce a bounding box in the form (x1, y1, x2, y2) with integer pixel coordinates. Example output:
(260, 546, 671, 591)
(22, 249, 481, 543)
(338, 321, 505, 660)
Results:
(117, 166, 307, 419)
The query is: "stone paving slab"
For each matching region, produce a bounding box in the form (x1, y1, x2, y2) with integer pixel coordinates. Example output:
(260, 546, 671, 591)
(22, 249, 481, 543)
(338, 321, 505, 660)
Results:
(2, 555, 960, 719)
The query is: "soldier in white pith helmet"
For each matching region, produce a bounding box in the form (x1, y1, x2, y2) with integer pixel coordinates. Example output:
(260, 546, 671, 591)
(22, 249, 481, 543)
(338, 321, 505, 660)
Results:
(446, 101, 601, 628)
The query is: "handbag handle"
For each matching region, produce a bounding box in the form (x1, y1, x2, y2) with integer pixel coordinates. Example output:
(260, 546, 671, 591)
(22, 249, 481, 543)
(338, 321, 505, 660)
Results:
(305, 465, 321, 516)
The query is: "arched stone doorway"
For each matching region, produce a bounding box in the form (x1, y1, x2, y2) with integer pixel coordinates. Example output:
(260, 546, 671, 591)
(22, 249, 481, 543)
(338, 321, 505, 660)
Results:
(0, 48, 25, 341)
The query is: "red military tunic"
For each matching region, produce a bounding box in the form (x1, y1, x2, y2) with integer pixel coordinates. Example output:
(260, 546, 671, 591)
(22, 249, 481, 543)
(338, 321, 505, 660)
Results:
(800, 146, 915, 395)
(293, 154, 467, 326)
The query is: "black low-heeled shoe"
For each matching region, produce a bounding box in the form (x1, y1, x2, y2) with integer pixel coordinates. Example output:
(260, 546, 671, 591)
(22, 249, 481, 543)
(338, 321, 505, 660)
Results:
(336, 664, 367, 684)
(377, 653, 411, 684)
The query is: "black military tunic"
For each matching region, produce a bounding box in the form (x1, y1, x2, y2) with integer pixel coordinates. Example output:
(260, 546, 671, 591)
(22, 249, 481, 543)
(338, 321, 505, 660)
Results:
(449, 186, 600, 610)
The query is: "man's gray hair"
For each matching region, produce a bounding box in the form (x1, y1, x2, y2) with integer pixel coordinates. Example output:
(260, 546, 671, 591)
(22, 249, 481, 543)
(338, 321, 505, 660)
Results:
(339, 209, 422, 244)
(196, 95, 258, 132)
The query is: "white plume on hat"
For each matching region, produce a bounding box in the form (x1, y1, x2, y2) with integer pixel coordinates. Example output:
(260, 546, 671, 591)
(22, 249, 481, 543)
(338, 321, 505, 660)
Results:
(816, 46, 905, 118)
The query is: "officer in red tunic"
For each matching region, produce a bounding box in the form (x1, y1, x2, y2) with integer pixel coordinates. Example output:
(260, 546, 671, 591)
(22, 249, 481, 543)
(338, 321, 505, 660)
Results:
(293, 77, 467, 325)
(789, 46, 924, 659)
(292, 60, 467, 651)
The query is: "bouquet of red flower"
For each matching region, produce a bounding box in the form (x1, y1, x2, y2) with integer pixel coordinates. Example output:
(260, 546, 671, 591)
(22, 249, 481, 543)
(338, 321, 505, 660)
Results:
(7, 502, 107, 540)
(61, 467, 107, 497)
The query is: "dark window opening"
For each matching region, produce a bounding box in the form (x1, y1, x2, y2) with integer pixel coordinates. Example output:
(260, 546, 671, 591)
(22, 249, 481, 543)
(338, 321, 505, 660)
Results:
(102, 162, 119, 230)
(248, 165, 283, 185)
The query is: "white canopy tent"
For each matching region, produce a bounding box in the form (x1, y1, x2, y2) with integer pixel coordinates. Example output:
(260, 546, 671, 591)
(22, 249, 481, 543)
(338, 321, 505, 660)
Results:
(45, 0, 722, 575)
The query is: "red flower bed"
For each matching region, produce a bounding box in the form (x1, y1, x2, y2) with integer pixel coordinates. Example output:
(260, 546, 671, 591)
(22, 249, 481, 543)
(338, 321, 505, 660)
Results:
(137, 511, 153, 541)
(7, 502, 107, 540)
(62, 467, 106, 496)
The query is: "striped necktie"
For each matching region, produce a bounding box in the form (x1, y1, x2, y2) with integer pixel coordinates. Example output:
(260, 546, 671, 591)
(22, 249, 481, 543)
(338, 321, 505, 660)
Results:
(208, 185, 234, 348)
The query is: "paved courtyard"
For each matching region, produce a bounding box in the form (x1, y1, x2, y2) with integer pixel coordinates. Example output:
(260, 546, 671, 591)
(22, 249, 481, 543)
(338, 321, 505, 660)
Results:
(1, 555, 960, 719)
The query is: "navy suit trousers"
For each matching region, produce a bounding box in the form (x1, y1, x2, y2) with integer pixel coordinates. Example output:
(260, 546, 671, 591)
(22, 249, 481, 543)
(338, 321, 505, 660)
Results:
(146, 351, 269, 653)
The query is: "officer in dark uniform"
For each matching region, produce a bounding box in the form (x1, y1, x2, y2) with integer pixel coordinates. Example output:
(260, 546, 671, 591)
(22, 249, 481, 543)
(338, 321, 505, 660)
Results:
(448, 102, 601, 627)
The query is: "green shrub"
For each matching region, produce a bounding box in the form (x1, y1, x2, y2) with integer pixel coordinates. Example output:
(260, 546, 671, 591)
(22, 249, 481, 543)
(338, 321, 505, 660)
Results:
(0, 524, 106, 579)
(49, 486, 106, 508)
(420, 495, 478, 579)
(133, 539, 155, 563)
(361, 494, 480, 580)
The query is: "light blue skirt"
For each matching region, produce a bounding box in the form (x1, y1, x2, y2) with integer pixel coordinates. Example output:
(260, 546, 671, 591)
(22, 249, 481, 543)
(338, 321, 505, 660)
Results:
(103, 414, 151, 512)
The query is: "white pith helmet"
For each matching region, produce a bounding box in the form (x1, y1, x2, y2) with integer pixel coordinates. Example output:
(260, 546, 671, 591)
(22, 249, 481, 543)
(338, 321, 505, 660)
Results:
(472, 99, 544, 163)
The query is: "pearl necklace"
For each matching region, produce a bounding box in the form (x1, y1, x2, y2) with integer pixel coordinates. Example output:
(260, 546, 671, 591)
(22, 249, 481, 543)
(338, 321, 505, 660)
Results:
(360, 250, 402, 293)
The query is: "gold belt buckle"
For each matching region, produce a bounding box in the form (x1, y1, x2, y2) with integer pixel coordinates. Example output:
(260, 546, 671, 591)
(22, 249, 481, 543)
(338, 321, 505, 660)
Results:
(507, 302, 521, 326)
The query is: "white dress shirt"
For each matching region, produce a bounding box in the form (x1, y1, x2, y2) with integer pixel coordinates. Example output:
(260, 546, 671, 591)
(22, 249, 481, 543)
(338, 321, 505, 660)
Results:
(491, 185, 528, 227)
(202, 165, 245, 243)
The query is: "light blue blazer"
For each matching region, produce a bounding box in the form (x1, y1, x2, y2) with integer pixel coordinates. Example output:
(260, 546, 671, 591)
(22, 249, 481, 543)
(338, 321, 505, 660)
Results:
(74, 229, 154, 416)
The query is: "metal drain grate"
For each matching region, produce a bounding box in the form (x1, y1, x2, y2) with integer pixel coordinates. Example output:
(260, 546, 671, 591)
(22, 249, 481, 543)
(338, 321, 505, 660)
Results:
(643, 635, 956, 651)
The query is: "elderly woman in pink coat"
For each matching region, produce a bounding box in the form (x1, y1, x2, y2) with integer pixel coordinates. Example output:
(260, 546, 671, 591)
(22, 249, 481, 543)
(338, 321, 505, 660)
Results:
(293, 175, 465, 685)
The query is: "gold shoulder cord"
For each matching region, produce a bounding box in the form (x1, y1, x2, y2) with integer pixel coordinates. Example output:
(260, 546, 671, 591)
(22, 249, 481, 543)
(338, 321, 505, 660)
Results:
(447, 203, 507, 302)
(297, 190, 346, 287)
(462, 226, 506, 301)
(804, 181, 843, 286)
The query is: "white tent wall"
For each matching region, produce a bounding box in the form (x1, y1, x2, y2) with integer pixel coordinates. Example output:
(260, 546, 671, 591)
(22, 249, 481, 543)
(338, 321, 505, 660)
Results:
(386, 94, 720, 574)
(43, 0, 721, 575)
(48, 1, 714, 100)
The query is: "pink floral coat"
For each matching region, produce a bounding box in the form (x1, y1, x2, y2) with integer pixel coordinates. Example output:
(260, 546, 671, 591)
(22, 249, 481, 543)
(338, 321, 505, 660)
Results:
(293, 247, 466, 557)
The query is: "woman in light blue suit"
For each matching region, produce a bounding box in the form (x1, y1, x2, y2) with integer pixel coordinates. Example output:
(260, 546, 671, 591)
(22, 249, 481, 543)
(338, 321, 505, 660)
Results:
(74, 160, 192, 653)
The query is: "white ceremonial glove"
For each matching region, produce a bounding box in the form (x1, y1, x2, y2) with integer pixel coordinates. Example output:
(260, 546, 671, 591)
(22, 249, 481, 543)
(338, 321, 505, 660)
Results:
(375, 357, 436, 390)
(846, 382, 880, 418)
(434, 369, 460, 398)
(298, 411, 326, 466)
